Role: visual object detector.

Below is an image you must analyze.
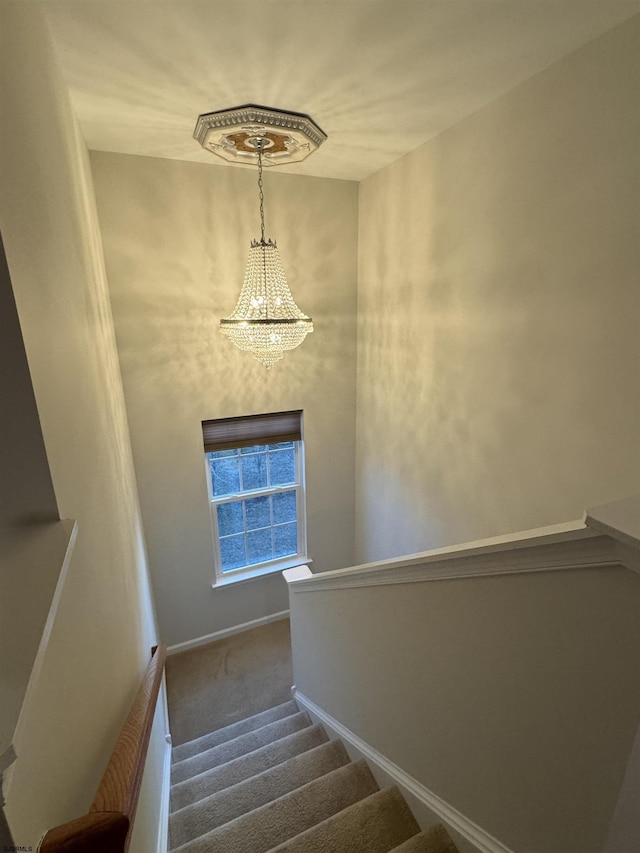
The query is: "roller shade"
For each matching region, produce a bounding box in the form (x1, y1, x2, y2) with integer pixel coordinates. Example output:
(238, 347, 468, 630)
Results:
(202, 410, 303, 453)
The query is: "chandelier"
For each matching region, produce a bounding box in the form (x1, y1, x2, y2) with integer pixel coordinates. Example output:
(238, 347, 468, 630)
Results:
(194, 104, 327, 367)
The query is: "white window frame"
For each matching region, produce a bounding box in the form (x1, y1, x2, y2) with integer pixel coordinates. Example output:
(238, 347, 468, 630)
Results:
(205, 439, 309, 586)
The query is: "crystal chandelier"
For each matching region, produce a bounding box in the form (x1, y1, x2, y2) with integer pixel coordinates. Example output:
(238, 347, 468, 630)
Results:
(194, 105, 327, 367)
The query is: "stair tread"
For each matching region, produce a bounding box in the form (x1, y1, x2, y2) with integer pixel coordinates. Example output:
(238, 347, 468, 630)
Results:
(172, 701, 298, 762)
(171, 711, 311, 784)
(170, 724, 328, 813)
(266, 786, 420, 853)
(391, 825, 460, 853)
(169, 739, 350, 848)
(172, 759, 379, 853)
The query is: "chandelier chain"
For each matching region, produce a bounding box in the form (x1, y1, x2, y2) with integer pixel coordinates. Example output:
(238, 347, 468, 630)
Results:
(257, 142, 266, 244)
(256, 142, 268, 316)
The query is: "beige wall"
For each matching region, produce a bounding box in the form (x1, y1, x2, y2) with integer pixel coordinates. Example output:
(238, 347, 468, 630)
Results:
(0, 4, 164, 850)
(91, 152, 358, 647)
(0, 234, 58, 528)
(356, 16, 640, 562)
(290, 563, 640, 853)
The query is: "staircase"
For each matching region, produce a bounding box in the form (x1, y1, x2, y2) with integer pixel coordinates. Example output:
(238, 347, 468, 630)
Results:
(169, 700, 459, 852)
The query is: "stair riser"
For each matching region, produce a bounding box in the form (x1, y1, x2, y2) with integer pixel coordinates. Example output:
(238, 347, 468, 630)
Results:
(172, 701, 298, 763)
(170, 725, 328, 813)
(172, 712, 311, 784)
(266, 787, 420, 853)
(169, 702, 459, 853)
(170, 740, 350, 848)
(174, 760, 379, 853)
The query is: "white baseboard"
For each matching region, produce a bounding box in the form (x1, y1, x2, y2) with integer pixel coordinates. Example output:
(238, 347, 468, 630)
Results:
(167, 610, 290, 655)
(157, 677, 172, 853)
(293, 690, 515, 853)
(157, 736, 172, 853)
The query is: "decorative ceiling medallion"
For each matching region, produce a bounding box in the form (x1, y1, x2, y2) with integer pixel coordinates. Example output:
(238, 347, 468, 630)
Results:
(193, 103, 327, 166)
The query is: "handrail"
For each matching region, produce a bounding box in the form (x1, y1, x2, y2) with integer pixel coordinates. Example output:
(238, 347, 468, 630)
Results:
(285, 499, 640, 595)
(39, 642, 167, 853)
(285, 521, 627, 593)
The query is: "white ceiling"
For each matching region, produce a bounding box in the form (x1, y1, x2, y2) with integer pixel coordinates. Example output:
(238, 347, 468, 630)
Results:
(41, 0, 640, 181)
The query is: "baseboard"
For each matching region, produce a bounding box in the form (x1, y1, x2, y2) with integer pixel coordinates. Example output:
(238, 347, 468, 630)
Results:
(157, 736, 172, 853)
(293, 689, 515, 853)
(167, 610, 290, 655)
(157, 677, 172, 853)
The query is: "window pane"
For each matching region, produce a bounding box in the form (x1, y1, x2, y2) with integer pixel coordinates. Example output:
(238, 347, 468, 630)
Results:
(273, 522, 297, 558)
(211, 456, 240, 496)
(245, 495, 270, 531)
(269, 448, 295, 485)
(217, 502, 244, 536)
(208, 437, 304, 577)
(241, 452, 268, 491)
(220, 534, 246, 571)
(272, 490, 297, 524)
(247, 528, 273, 565)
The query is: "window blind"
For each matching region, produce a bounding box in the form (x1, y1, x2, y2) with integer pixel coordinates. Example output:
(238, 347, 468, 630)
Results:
(202, 410, 303, 452)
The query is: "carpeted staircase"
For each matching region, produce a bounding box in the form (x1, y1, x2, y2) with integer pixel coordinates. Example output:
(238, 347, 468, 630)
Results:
(169, 699, 459, 852)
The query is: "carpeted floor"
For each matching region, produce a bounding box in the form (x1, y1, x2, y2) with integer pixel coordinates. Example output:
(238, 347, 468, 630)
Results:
(166, 619, 294, 747)
(166, 618, 460, 852)
(168, 701, 460, 852)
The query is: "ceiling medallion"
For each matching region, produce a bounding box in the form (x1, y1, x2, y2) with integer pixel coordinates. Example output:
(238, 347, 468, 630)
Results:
(194, 103, 327, 167)
(195, 104, 327, 367)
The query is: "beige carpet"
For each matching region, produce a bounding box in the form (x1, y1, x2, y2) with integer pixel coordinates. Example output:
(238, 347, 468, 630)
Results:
(167, 621, 459, 852)
(168, 701, 460, 853)
(166, 619, 293, 747)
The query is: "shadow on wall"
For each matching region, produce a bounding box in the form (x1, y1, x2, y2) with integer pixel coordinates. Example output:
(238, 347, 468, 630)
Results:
(355, 21, 640, 561)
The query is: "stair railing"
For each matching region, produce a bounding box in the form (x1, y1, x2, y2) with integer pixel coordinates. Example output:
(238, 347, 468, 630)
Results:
(39, 642, 167, 853)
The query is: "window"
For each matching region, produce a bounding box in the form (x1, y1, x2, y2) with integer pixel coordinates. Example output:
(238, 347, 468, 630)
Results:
(202, 411, 308, 583)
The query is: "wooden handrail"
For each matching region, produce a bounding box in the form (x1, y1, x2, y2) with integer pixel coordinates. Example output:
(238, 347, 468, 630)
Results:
(40, 643, 167, 853)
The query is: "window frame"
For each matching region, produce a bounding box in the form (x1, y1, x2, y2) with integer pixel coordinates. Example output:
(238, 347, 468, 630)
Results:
(205, 438, 309, 586)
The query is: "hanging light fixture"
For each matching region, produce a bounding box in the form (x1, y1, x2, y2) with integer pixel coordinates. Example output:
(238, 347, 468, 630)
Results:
(194, 104, 327, 367)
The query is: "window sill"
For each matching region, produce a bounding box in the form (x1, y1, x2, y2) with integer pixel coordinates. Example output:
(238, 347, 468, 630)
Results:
(212, 556, 313, 588)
